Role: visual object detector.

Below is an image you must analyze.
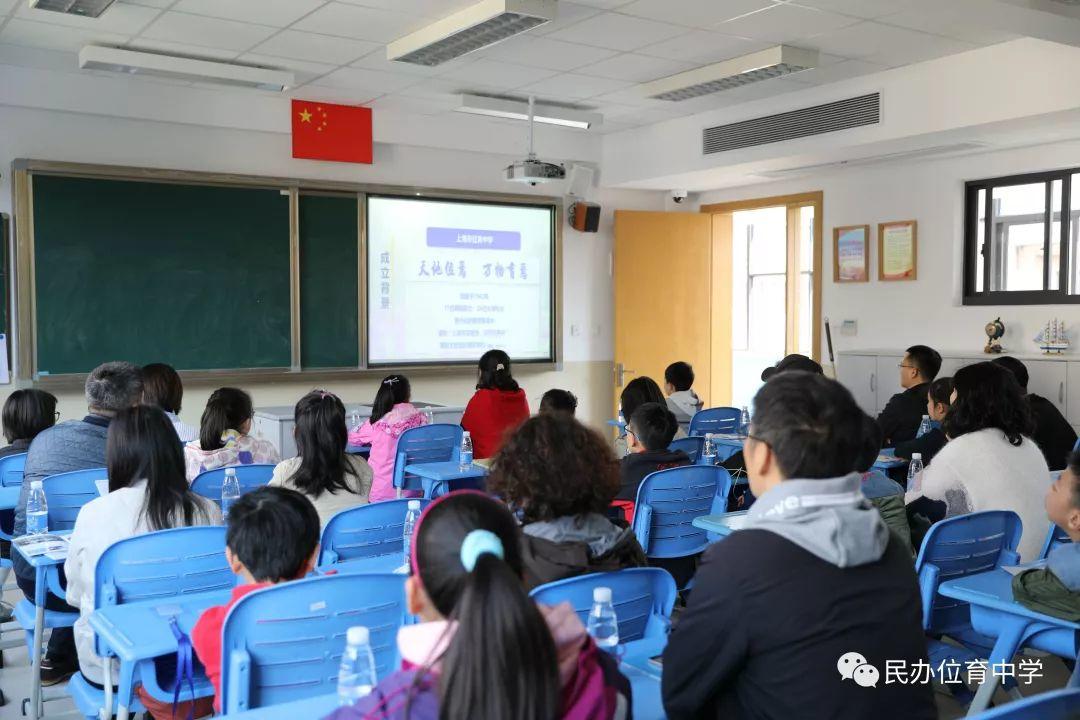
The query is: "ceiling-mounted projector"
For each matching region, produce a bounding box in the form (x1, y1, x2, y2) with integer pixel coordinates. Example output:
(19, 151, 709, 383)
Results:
(504, 96, 565, 186)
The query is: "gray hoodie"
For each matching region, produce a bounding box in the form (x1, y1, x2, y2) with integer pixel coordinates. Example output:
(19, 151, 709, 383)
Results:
(666, 390, 703, 424)
(744, 473, 890, 568)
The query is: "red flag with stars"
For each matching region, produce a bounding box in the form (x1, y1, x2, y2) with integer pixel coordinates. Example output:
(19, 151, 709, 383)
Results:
(291, 99, 372, 164)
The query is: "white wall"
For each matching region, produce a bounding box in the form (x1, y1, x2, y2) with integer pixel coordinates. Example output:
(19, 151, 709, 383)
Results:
(0, 103, 661, 430)
(696, 140, 1080, 362)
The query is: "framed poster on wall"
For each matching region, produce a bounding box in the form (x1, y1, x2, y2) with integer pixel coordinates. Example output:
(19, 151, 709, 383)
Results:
(879, 220, 917, 281)
(833, 224, 869, 282)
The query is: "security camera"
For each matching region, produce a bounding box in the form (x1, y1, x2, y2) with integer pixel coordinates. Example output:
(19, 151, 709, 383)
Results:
(672, 189, 689, 204)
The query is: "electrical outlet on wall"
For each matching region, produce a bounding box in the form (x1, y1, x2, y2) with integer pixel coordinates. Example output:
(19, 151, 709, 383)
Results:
(840, 320, 858, 336)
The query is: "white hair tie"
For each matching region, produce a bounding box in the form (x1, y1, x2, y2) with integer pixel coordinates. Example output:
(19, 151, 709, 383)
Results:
(495, 363, 505, 371)
(383, 377, 399, 385)
(459, 529, 504, 571)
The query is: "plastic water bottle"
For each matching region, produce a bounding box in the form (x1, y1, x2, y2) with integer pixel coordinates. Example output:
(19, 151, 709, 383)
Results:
(403, 500, 421, 557)
(337, 625, 377, 706)
(916, 415, 932, 439)
(423, 409, 435, 425)
(701, 433, 717, 466)
(906, 453, 924, 494)
(739, 406, 751, 436)
(26, 480, 48, 536)
(350, 411, 362, 432)
(221, 468, 241, 522)
(586, 587, 619, 652)
(459, 431, 473, 471)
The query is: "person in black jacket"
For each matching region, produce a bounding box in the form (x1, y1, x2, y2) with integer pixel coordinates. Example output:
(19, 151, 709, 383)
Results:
(894, 376, 952, 466)
(878, 344, 941, 446)
(618, 402, 690, 513)
(662, 372, 936, 720)
(992, 356, 1077, 471)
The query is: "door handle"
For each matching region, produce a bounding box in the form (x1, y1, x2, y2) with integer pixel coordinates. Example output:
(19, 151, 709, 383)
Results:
(615, 363, 636, 387)
(1060, 381, 1065, 405)
(870, 373, 876, 393)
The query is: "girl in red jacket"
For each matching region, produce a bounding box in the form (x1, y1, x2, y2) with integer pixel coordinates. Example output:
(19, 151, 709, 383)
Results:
(461, 350, 530, 459)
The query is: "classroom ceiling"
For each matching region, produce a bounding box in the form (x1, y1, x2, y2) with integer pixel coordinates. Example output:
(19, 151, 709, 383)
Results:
(0, 0, 1022, 134)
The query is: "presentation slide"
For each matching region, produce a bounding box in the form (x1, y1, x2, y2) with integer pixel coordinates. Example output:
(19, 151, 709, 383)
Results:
(367, 196, 555, 365)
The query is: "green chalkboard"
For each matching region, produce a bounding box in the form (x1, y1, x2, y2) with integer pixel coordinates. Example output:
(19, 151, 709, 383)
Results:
(32, 174, 292, 375)
(299, 194, 359, 368)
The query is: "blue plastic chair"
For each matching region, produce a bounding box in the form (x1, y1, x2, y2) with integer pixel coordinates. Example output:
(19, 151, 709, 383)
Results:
(190, 464, 275, 505)
(1073, 437, 1080, 453)
(1038, 524, 1071, 561)
(319, 499, 431, 567)
(0, 453, 27, 569)
(221, 573, 407, 715)
(392, 424, 462, 497)
(68, 526, 232, 719)
(632, 465, 731, 561)
(968, 688, 1080, 719)
(668, 437, 704, 464)
(42, 467, 107, 531)
(530, 568, 676, 657)
(688, 407, 740, 437)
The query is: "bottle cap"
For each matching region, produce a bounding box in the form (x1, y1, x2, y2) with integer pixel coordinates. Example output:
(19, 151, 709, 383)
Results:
(30, 480, 43, 489)
(347, 626, 370, 645)
(463, 430, 471, 438)
(407, 500, 421, 511)
(225, 467, 236, 475)
(593, 587, 612, 603)
(912, 453, 922, 460)
(922, 414, 929, 419)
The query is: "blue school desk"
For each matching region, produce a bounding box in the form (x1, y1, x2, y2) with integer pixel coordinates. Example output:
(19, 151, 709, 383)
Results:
(938, 569, 1080, 716)
(345, 443, 371, 456)
(321, 553, 408, 576)
(220, 660, 666, 719)
(13, 531, 71, 720)
(401, 462, 487, 497)
(875, 449, 908, 471)
(692, 510, 749, 539)
(709, 434, 745, 463)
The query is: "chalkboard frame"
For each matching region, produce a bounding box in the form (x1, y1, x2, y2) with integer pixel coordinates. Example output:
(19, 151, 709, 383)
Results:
(11, 159, 563, 386)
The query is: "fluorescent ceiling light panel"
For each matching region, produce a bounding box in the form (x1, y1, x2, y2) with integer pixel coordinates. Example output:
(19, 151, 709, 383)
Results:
(29, 0, 115, 17)
(388, 0, 556, 67)
(641, 46, 818, 102)
(79, 46, 295, 92)
(456, 94, 601, 129)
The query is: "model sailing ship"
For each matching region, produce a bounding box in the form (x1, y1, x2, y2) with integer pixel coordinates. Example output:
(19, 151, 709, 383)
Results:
(1035, 319, 1071, 354)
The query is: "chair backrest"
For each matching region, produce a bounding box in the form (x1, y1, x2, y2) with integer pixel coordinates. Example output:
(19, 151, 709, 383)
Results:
(392, 424, 462, 491)
(668, 437, 704, 464)
(190, 465, 275, 504)
(319, 499, 431, 566)
(1038, 523, 1071, 561)
(632, 465, 731, 559)
(969, 688, 1080, 719)
(529, 568, 676, 646)
(42, 467, 108, 531)
(914, 510, 1023, 635)
(688, 407, 740, 437)
(221, 573, 407, 714)
(0, 453, 27, 488)
(1074, 437, 1080, 453)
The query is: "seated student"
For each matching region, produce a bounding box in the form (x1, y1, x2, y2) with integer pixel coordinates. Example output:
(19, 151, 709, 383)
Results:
(64, 406, 220, 718)
(461, 349, 529, 459)
(616, 376, 686, 456)
(184, 387, 279, 481)
(325, 491, 630, 720)
(1013, 451, 1080, 621)
(487, 414, 646, 589)
(141, 362, 197, 443)
(894, 376, 952, 466)
(538, 388, 577, 417)
(906, 362, 1048, 561)
(348, 375, 428, 502)
(271, 391, 372, 525)
(857, 415, 912, 550)
(759, 353, 823, 381)
(617, 402, 690, 524)
(192, 486, 319, 713)
(662, 372, 936, 720)
(878, 345, 941, 446)
(664, 361, 703, 426)
(992, 356, 1077, 471)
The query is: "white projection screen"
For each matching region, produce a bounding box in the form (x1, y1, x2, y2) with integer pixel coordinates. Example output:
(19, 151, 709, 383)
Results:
(366, 195, 556, 366)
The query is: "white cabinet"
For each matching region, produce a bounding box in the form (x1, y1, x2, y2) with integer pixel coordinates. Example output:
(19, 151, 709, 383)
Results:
(938, 357, 971, 379)
(1025, 360, 1068, 415)
(1068, 363, 1080, 426)
(837, 354, 877, 415)
(875, 356, 905, 413)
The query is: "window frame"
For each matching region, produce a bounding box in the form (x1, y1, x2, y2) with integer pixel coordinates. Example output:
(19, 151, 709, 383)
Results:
(963, 168, 1077, 305)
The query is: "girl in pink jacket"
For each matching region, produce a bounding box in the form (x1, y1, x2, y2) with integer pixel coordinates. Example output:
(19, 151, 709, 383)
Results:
(348, 375, 428, 502)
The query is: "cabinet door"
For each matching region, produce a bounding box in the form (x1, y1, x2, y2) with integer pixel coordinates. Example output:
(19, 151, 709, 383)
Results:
(837, 355, 878, 415)
(876, 355, 906, 413)
(938, 357, 972, 380)
(1026, 360, 1067, 416)
(1068, 363, 1080, 426)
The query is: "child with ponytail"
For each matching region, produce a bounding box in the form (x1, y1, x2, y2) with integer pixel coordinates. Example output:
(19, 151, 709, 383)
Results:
(349, 375, 428, 502)
(461, 349, 529, 459)
(324, 491, 630, 720)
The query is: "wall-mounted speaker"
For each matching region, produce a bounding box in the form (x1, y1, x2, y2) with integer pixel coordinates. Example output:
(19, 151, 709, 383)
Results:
(569, 201, 600, 233)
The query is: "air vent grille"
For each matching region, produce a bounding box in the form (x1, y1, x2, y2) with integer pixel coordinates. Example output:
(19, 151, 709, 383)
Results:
(29, 0, 116, 17)
(703, 92, 880, 155)
(395, 13, 547, 66)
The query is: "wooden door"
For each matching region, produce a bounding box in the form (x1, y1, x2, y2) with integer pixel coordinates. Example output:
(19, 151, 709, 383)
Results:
(613, 211, 715, 418)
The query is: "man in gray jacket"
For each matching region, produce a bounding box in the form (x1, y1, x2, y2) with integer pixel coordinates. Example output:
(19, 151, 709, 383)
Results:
(14, 362, 142, 685)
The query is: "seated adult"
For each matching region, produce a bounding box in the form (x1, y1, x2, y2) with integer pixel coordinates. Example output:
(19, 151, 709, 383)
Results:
(992, 356, 1077, 471)
(487, 414, 646, 590)
(184, 387, 279, 481)
(906, 361, 1049, 561)
(14, 361, 143, 684)
(878, 345, 941, 446)
(759, 353, 823, 381)
(141, 362, 197, 443)
(662, 372, 936, 720)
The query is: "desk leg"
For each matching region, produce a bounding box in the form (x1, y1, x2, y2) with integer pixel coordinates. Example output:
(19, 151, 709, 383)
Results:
(30, 603, 43, 720)
(117, 704, 130, 720)
(102, 660, 113, 720)
(966, 621, 1027, 716)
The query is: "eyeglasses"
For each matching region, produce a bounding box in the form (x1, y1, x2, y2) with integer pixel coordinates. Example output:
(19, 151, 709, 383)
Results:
(54, 411, 60, 421)
(898, 363, 916, 370)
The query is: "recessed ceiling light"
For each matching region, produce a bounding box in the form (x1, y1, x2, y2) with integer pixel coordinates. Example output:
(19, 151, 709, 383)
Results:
(29, 0, 115, 18)
(456, 94, 602, 130)
(641, 46, 818, 102)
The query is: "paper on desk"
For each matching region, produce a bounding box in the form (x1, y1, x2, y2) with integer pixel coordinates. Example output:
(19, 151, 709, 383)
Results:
(1002, 560, 1048, 576)
(13, 534, 69, 557)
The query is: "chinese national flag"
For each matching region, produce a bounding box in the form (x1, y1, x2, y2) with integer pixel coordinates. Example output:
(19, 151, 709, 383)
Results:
(291, 99, 372, 164)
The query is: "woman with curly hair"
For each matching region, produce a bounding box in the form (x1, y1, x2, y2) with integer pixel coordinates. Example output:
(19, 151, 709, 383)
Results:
(905, 361, 1049, 560)
(487, 413, 646, 589)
